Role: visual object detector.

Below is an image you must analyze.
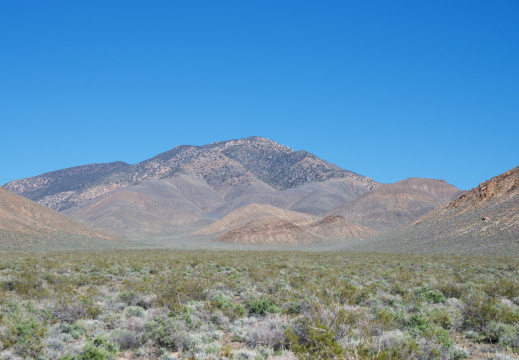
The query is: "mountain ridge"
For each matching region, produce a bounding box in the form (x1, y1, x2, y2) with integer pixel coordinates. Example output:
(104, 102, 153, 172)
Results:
(4, 136, 379, 212)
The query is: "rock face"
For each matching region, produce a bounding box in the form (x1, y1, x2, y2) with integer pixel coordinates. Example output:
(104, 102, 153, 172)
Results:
(4, 137, 378, 211)
(0, 187, 116, 250)
(331, 178, 464, 233)
(354, 166, 519, 255)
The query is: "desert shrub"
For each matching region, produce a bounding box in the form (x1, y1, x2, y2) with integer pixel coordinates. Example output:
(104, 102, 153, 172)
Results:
(211, 294, 247, 321)
(286, 318, 344, 360)
(135, 298, 151, 310)
(57, 323, 87, 339)
(353, 330, 420, 360)
(79, 336, 117, 360)
(449, 345, 470, 360)
(462, 294, 519, 331)
(0, 250, 518, 359)
(407, 314, 428, 333)
(373, 308, 398, 333)
(487, 322, 519, 348)
(437, 280, 464, 299)
(428, 307, 454, 329)
(125, 316, 145, 332)
(118, 291, 137, 306)
(245, 315, 287, 350)
(231, 304, 248, 320)
(143, 317, 194, 352)
(109, 329, 139, 350)
(232, 348, 259, 360)
(334, 282, 369, 305)
(483, 278, 519, 298)
(124, 306, 144, 318)
(415, 288, 446, 304)
(212, 294, 233, 310)
(53, 301, 87, 323)
(248, 298, 280, 315)
(0, 304, 46, 359)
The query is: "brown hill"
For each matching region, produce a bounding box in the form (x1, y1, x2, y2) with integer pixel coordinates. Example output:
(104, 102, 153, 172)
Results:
(196, 203, 316, 236)
(355, 166, 519, 255)
(308, 215, 379, 239)
(0, 187, 118, 251)
(331, 178, 463, 233)
(197, 203, 377, 245)
(219, 214, 321, 245)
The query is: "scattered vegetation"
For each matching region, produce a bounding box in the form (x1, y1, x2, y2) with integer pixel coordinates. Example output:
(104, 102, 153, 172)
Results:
(0, 250, 517, 359)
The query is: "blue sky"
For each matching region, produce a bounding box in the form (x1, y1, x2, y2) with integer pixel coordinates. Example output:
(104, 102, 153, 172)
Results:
(1, 1, 518, 190)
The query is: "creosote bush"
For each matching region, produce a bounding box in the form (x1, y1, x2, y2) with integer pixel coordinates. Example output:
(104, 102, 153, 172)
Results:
(0, 250, 517, 359)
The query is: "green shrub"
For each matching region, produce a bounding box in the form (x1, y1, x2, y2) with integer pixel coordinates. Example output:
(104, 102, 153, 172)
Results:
(212, 294, 233, 309)
(248, 299, 280, 315)
(79, 336, 117, 360)
(408, 314, 428, 332)
(58, 323, 87, 339)
(118, 291, 137, 306)
(449, 345, 469, 360)
(416, 288, 446, 304)
(0, 304, 46, 358)
(487, 322, 519, 348)
(286, 319, 344, 360)
(125, 306, 145, 318)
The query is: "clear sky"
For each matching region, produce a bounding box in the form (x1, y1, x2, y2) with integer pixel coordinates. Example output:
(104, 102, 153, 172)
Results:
(1, 1, 518, 190)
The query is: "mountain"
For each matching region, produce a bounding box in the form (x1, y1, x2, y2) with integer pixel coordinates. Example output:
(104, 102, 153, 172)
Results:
(196, 203, 377, 245)
(354, 167, 519, 255)
(4, 137, 379, 239)
(330, 178, 464, 233)
(0, 187, 119, 251)
(4, 137, 378, 212)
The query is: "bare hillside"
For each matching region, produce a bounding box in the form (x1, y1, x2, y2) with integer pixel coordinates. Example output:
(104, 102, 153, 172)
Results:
(332, 178, 463, 233)
(0, 187, 120, 250)
(354, 166, 519, 255)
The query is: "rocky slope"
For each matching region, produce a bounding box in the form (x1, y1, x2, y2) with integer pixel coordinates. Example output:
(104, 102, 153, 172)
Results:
(331, 178, 464, 233)
(0, 187, 119, 250)
(4, 137, 378, 211)
(354, 166, 519, 255)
